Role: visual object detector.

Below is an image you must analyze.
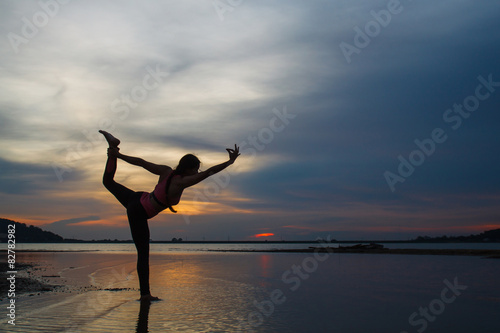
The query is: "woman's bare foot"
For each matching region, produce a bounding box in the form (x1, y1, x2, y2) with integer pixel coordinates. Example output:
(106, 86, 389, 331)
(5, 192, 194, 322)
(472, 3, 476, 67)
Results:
(139, 294, 161, 302)
(99, 130, 120, 148)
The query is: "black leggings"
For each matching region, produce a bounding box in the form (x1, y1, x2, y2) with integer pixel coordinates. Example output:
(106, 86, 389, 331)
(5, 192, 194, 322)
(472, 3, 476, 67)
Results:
(102, 156, 151, 296)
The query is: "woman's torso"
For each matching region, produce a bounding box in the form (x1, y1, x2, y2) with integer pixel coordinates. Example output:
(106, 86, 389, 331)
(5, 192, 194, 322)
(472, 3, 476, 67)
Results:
(140, 170, 183, 218)
(154, 170, 182, 206)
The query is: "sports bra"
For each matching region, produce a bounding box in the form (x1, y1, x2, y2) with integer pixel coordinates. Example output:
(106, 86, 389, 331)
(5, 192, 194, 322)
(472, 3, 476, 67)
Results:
(140, 171, 182, 218)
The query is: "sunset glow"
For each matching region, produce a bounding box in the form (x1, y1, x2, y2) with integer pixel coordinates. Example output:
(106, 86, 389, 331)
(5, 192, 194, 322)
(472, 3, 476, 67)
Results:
(253, 233, 275, 238)
(1, 1, 499, 242)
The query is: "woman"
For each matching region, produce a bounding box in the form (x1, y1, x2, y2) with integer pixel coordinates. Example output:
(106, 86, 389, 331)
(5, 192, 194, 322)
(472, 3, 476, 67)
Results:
(99, 130, 240, 302)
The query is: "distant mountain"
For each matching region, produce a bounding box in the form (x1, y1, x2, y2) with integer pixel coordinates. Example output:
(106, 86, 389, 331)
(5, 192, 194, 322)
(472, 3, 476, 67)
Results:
(414, 228, 500, 242)
(0, 218, 64, 243)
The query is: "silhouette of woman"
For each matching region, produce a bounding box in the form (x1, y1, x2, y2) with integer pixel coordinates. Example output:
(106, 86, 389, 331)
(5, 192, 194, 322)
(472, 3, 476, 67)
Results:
(99, 130, 240, 302)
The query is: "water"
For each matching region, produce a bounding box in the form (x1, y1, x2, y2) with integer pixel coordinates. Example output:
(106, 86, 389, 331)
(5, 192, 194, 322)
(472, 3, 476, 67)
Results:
(3, 244, 500, 332)
(16, 242, 500, 253)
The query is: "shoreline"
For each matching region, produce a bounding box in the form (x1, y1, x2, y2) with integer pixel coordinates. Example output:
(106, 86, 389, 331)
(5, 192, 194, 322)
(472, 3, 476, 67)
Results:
(0, 253, 137, 302)
(5, 240, 500, 244)
(207, 247, 500, 258)
(2, 247, 500, 257)
(0, 262, 58, 300)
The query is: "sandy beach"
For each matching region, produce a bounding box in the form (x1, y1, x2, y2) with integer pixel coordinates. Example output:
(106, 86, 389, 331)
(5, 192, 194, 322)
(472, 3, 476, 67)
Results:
(1, 250, 500, 332)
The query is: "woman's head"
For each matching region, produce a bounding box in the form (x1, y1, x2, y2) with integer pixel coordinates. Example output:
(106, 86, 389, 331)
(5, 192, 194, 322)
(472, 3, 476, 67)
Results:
(175, 154, 200, 176)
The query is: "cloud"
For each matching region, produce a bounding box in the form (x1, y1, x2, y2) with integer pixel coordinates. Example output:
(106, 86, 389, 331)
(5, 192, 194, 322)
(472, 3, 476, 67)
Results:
(1, 0, 500, 240)
(0, 157, 68, 195)
(44, 215, 101, 227)
(41, 215, 105, 239)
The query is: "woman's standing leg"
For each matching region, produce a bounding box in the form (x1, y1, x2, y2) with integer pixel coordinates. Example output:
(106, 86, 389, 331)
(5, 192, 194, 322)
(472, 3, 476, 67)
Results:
(127, 194, 153, 298)
(103, 155, 153, 298)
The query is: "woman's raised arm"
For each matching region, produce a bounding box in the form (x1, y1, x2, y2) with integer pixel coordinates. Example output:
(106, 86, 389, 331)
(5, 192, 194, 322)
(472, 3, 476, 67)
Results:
(178, 145, 240, 188)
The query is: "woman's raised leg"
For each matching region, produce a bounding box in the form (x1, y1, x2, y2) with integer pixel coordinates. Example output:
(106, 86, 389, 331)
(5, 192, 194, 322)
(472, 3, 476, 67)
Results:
(99, 130, 120, 147)
(100, 131, 133, 208)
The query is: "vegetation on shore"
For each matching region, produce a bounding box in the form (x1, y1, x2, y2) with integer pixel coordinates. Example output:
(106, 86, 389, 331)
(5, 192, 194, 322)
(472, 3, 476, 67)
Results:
(1, 217, 500, 243)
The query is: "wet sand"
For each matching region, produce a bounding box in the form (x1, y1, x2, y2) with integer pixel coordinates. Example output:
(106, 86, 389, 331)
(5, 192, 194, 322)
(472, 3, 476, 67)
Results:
(0, 262, 56, 299)
(1, 250, 499, 332)
(0, 251, 276, 332)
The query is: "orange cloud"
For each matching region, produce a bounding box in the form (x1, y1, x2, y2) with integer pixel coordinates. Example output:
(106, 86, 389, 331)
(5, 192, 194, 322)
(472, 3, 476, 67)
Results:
(253, 233, 275, 238)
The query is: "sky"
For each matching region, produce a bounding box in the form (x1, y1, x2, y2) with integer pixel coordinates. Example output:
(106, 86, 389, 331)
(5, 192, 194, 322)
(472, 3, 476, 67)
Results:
(1, 0, 500, 241)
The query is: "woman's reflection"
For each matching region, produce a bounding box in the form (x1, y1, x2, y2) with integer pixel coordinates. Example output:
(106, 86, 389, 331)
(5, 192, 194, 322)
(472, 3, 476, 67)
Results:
(136, 299, 152, 333)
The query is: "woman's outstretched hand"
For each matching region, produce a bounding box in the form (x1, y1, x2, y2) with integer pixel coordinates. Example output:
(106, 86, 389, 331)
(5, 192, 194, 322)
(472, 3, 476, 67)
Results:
(226, 144, 240, 164)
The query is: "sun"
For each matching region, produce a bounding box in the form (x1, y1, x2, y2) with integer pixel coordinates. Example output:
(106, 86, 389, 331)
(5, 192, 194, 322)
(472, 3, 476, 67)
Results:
(253, 233, 275, 238)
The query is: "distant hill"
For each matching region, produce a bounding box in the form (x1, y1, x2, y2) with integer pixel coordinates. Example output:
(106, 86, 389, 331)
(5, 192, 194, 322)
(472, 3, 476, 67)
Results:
(414, 228, 500, 243)
(0, 218, 64, 243)
(1, 217, 500, 243)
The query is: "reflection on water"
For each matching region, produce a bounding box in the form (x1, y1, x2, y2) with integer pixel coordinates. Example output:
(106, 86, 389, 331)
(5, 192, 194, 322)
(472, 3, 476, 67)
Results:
(136, 300, 150, 333)
(17, 242, 500, 252)
(0, 290, 134, 333)
(1, 252, 499, 332)
(78, 260, 278, 332)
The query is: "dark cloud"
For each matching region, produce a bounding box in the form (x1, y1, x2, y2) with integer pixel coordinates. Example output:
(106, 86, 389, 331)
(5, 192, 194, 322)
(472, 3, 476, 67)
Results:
(1, 0, 499, 239)
(0, 157, 71, 195)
